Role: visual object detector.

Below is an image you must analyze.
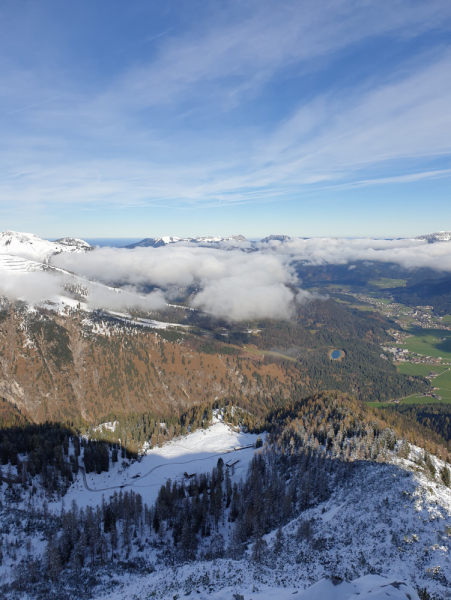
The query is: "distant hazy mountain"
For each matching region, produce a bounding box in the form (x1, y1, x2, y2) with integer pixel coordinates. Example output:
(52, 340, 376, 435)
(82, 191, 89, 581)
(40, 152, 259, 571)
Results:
(415, 231, 451, 243)
(260, 234, 291, 243)
(124, 234, 248, 248)
(124, 234, 297, 249)
(54, 237, 94, 250)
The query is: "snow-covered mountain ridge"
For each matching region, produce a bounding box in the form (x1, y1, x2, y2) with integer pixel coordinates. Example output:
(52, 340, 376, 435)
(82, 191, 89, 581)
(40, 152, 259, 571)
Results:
(54, 236, 94, 250)
(0, 230, 93, 263)
(124, 234, 248, 248)
(415, 231, 451, 243)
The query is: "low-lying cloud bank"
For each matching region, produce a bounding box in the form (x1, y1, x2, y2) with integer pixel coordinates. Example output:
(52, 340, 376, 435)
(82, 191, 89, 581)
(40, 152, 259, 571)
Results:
(4, 237, 450, 321)
(51, 237, 451, 319)
(0, 270, 64, 304)
(86, 284, 167, 313)
(53, 246, 304, 320)
(0, 268, 168, 314)
(261, 237, 451, 271)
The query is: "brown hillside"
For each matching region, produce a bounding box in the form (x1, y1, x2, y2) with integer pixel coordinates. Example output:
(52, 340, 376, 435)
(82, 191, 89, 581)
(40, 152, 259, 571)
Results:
(0, 305, 294, 424)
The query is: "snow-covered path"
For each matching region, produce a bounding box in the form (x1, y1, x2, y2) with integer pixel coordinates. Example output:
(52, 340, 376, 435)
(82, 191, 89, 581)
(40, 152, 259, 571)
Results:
(61, 422, 261, 509)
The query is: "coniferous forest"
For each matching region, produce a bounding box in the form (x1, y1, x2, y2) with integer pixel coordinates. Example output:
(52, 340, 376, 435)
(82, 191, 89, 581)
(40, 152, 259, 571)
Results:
(1, 392, 451, 598)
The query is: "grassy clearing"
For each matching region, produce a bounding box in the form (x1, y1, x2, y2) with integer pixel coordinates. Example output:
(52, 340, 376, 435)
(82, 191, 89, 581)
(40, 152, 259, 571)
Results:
(369, 278, 407, 288)
(393, 327, 451, 360)
(327, 284, 353, 291)
(396, 363, 449, 377)
(442, 314, 451, 324)
(432, 369, 451, 401)
(241, 345, 298, 363)
(366, 394, 427, 407)
(400, 395, 451, 405)
(431, 368, 451, 384)
(372, 363, 451, 406)
(395, 341, 451, 402)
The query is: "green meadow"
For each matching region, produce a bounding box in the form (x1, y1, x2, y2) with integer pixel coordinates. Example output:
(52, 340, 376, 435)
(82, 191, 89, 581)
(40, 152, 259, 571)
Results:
(367, 363, 451, 406)
(369, 297, 392, 304)
(369, 278, 407, 288)
(430, 368, 451, 401)
(393, 327, 451, 360)
(396, 363, 449, 377)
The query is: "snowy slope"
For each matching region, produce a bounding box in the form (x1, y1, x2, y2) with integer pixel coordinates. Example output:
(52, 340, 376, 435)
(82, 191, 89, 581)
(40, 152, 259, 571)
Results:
(295, 575, 420, 600)
(100, 574, 421, 600)
(103, 310, 189, 330)
(61, 421, 261, 510)
(86, 455, 451, 600)
(1, 420, 450, 599)
(58, 441, 449, 600)
(54, 237, 93, 250)
(0, 253, 47, 273)
(0, 230, 92, 263)
(260, 234, 291, 243)
(0, 240, 176, 325)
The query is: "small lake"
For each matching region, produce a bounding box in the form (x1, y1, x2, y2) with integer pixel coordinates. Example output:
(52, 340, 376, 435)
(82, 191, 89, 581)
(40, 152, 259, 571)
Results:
(331, 350, 342, 360)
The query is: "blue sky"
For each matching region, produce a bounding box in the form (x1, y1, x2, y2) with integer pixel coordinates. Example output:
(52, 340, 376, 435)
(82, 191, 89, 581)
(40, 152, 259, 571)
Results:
(1, 0, 450, 238)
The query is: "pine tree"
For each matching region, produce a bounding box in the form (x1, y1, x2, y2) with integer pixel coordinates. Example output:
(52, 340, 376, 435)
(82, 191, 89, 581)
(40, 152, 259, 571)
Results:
(273, 525, 284, 555)
(252, 525, 267, 564)
(44, 535, 61, 581)
(225, 467, 232, 508)
(227, 517, 246, 559)
(440, 465, 450, 487)
(424, 452, 436, 478)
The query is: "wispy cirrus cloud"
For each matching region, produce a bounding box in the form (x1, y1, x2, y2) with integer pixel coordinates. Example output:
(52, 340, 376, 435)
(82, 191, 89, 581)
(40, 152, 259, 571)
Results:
(0, 0, 450, 225)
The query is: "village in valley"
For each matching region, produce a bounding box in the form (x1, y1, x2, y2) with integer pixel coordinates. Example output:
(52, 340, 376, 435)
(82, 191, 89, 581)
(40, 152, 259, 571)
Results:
(315, 286, 451, 405)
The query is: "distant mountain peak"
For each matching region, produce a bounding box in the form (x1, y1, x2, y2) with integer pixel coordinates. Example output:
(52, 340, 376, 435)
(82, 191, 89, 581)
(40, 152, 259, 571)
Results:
(0, 230, 93, 263)
(54, 237, 94, 250)
(260, 234, 291, 243)
(415, 231, 451, 243)
(224, 234, 247, 242)
(124, 235, 248, 249)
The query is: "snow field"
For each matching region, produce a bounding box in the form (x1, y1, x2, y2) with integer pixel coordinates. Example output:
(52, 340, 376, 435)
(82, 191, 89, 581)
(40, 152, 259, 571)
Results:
(60, 422, 262, 510)
(1, 420, 451, 599)
(91, 451, 451, 599)
(0, 230, 91, 263)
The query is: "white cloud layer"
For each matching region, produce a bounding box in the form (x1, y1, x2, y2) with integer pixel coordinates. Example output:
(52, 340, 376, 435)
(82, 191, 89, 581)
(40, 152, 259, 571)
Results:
(0, 269, 64, 304)
(4, 237, 451, 321)
(53, 246, 301, 320)
(86, 285, 166, 312)
(0, 268, 166, 313)
(268, 237, 451, 272)
(51, 237, 451, 320)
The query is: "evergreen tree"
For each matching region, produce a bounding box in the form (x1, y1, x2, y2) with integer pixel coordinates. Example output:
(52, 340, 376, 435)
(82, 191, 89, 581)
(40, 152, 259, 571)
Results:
(251, 524, 267, 563)
(273, 525, 284, 555)
(440, 464, 450, 487)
